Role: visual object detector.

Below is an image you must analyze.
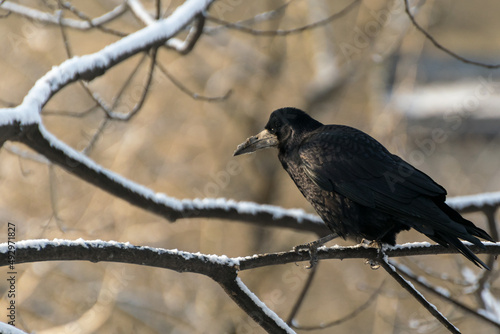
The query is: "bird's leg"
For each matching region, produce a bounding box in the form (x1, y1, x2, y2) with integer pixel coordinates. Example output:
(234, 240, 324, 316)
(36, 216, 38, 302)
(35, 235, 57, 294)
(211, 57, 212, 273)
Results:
(294, 233, 339, 269)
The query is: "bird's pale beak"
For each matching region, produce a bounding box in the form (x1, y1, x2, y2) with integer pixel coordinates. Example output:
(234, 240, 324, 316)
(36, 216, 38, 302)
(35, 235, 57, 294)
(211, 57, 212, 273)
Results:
(233, 129, 278, 156)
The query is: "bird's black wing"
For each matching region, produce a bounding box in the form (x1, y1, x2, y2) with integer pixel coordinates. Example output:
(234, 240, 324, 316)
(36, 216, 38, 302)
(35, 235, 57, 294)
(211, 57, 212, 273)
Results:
(298, 125, 447, 223)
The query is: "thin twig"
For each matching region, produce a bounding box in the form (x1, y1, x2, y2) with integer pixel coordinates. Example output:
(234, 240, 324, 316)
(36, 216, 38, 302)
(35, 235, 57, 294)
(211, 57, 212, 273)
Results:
(394, 261, 500, 329)
(404, 0, 500, 69)
(59, 1, 127, 37)
(406, 257, 471, 286)
(379, 253, 461, 334)
(292, 281, 384, 330)
(154, 60, 232, 102)
(475, 206, 498, 308)
(286, 263, 319, 325)
(155, 0, 161, 20)
(42, 104, 100, 118)
(206, 0, 360, 36)
(204, 0, 294, 35)
(3, 143, 50, 164)
(105, 48, 158, 121)
(170, 14, 205, 55)
(81, 117, 110, 156)
(0, 1, 129, 31)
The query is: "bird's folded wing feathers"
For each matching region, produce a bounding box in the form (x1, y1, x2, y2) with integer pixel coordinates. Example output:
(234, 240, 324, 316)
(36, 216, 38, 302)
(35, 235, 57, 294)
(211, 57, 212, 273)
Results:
(298, 129, 448, 221)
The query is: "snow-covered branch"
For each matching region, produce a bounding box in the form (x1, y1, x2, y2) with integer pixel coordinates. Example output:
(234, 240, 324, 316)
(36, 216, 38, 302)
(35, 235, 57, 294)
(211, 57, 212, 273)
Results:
(447, 191, 500, 213)
(2, 239, 499, 274)
(0, 239, 294, 333)
(14, 123, 328, 232)
(379, 256, 460, 334)
(2, 238, 498, 333)
(126, 0, 206, 53)
(0, 0, 214, 125)
(394, 262, 500, 329)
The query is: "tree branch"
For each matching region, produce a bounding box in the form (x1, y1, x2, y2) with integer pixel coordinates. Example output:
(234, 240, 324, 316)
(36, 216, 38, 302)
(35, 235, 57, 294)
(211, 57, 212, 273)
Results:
(205, 0, 360, 36)
(219, 276, 295, 333)
(2, 239, 498, 273)
(0, 1, 128, 31)
(4, 122, 328, 232)
(379, 254, 461, 334)
(2, 239, 497, 333)
(404, 0, 500, 69)
(394, 262, 500, 329)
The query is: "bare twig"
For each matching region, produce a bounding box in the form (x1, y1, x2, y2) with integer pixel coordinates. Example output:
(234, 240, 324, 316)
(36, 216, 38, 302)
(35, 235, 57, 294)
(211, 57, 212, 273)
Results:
(404, 0, 500, 69)
(3, 143, 50, 164)
(205, 0, 360, 36)
(155, 0, 161, 20)
(59, 1, 127, 37)
(379, 253, 461, 334)
(41, 104, 100, 118)
(204, 0, 294, 35)
(105, 48, 158, 121)
(286, 263, 319, 325)
(291, 281, 384, 330)
(0, 1, 128, 31)
(475, 206, 498, 308)
(394, 262, 500, 329)
(406, 257, 471, 286)
(81, 117, 110, 156)
(155, 60, 232, 102)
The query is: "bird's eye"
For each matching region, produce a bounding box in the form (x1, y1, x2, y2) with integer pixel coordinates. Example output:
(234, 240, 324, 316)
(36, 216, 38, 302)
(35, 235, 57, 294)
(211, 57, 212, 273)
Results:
(270, 127, 276, 133)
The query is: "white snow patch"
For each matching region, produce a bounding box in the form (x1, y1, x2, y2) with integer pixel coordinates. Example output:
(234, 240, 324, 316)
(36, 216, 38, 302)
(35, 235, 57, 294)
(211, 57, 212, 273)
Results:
(235, 277, 295, 334)
(479, 284, 500, 323)
(384, 241, 433, 250)
(447, 191, 500, 210)
(435, 286, 451, 298)
(0, 322, 28, 334)
(461, 266, 479, 285)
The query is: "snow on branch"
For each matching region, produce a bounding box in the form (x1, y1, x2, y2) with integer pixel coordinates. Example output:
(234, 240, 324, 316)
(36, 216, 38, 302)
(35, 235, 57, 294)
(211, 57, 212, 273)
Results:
(127, 0, 206, 54)
(379, 255, 460, 334)
(5, 121, 327, 234)
(220, 277, 296, 334)
(4, 239, 497, 273)
(0, 1, 128, 30)
(0, 238, 239, 275)
(0, 0, 215, 126)
(446, 191, 500, 213)
(0, 322, 28, 334)
(0, 238, 295, 333)
(394, 262, 500, 329)
(2, 239, 498, 333)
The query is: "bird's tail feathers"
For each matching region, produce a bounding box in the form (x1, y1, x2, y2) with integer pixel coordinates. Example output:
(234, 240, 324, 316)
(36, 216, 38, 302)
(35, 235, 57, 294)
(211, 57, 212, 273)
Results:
(427, 232, 490, 270)
(435, 201, 495, 243)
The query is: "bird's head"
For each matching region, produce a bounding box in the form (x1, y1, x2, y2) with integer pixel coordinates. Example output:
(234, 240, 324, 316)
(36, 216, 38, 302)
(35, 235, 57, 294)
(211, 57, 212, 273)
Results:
(233, 107, 322, 156)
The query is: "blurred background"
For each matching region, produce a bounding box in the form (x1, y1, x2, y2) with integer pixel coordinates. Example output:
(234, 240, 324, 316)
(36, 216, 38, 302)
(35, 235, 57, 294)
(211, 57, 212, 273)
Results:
(0, 0, 500, 333)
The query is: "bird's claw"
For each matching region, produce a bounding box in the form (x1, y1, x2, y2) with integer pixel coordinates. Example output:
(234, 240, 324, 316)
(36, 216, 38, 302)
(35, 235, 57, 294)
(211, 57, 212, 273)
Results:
(294, 243, 319, 269)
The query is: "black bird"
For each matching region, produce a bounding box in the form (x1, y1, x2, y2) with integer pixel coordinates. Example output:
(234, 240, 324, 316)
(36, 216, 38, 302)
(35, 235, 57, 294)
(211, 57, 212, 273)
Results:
(234, 107, 494, 269)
